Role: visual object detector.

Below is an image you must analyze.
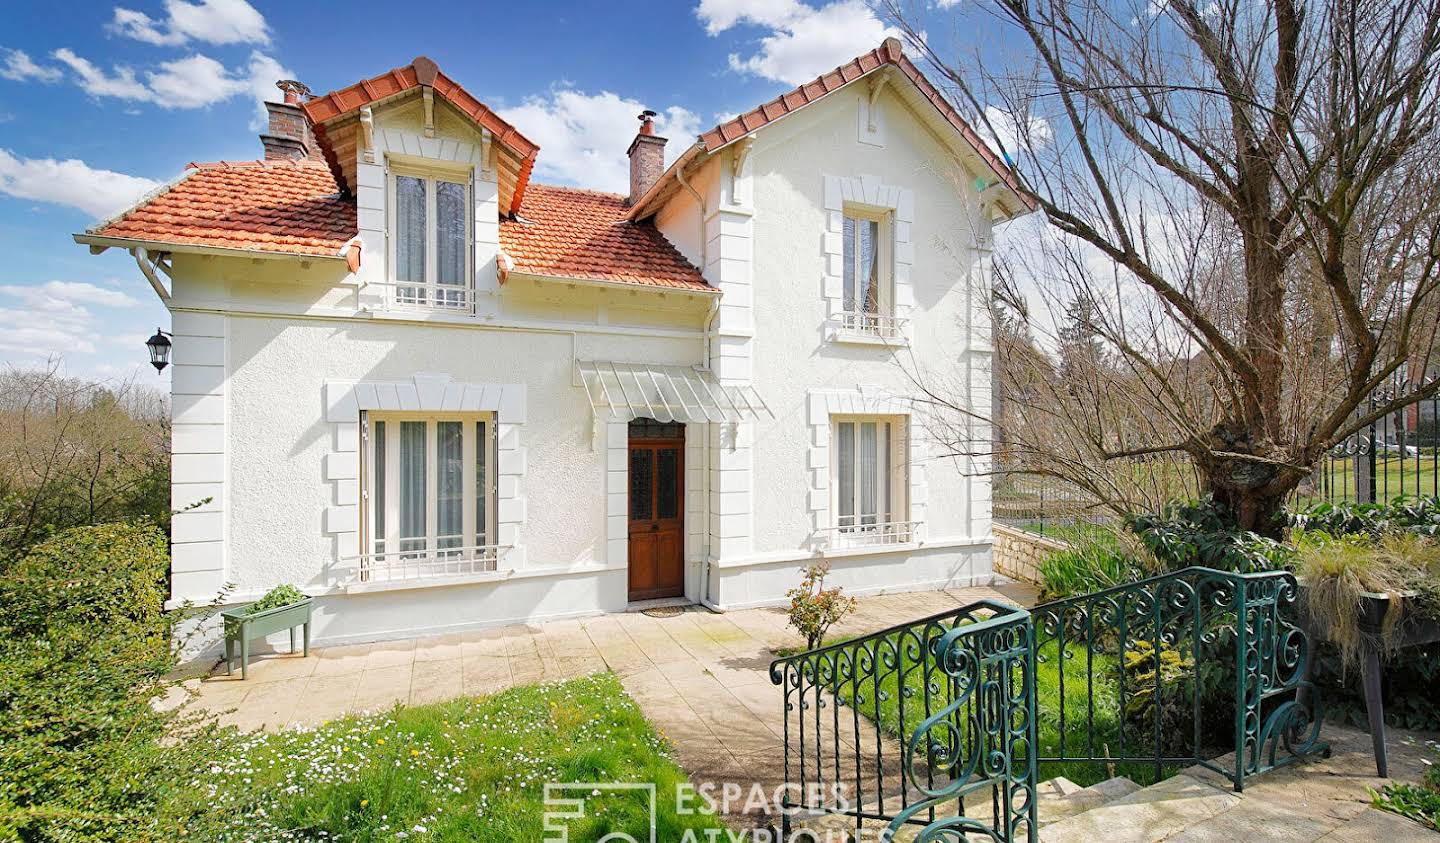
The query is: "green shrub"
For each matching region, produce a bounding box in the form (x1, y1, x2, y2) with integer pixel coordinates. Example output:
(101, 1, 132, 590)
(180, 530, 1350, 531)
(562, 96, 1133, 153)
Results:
(1127, 498, 1291, 573)
(0, 521, 236, 842)
(1291, 495, 1440, 538)
(1036, 533, 1150, 600)
(244, 583, 306, 614)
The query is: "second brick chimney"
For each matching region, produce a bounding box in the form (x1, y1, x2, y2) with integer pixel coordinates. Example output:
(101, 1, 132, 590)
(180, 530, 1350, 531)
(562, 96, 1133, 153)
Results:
(260, 79, 318, 161)
(627, 110, 667, 205)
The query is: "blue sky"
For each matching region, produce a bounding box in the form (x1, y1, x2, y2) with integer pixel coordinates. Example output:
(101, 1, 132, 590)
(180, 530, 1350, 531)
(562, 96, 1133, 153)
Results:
(0, 0, 953, 384)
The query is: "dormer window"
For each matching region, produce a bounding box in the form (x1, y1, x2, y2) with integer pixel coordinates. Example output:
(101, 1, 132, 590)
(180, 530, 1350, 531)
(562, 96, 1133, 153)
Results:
(389, 165, 472, 311)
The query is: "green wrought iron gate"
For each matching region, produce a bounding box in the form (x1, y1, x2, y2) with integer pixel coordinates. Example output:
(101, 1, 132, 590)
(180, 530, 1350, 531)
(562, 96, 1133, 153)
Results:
(769, 567, 1328, 842)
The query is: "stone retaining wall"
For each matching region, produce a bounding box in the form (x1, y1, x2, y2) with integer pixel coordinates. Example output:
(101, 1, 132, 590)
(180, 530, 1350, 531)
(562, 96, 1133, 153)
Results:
(992, 523, 1071, 586)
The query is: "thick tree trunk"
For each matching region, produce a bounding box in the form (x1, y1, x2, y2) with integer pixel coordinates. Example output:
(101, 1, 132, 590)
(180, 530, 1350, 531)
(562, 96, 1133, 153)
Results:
(1192, 420, 1302, 537)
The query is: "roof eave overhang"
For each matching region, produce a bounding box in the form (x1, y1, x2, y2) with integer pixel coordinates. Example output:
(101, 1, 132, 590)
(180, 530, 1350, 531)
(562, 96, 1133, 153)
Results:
(625, 142, 708, 221)
(504, 269, 719, 296)
(72, 233, 349, 263)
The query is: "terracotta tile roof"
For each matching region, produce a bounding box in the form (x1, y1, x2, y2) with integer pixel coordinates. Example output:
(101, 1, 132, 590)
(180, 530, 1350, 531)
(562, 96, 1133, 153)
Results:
(699, 38, 1035, 211)
(500, 184, 710, 291)
(302, 56, 539, 213)
(89, 160, 356, 257)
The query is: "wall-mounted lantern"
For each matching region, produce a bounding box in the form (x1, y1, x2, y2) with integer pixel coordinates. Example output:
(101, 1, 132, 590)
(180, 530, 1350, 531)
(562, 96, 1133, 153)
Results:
(145, 328, 172, 373)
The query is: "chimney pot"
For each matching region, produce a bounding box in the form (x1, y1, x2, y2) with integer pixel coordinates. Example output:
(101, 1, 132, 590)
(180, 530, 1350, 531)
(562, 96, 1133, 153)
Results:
(261, 80, 319, 161)
(627, 110, 667, 205)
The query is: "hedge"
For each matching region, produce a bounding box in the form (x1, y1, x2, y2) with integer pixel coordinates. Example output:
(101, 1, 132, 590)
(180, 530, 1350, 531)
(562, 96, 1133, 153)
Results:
(0, 521, 232, 841)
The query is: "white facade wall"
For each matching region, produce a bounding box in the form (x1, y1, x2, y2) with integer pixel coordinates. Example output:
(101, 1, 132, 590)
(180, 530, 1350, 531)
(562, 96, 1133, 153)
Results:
(162, 77, 1001, 649)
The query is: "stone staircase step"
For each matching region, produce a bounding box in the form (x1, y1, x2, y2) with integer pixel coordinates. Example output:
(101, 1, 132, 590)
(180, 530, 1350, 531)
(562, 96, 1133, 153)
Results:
(1039, 773, 1242, 843)
(1039, 776, 1143, 826)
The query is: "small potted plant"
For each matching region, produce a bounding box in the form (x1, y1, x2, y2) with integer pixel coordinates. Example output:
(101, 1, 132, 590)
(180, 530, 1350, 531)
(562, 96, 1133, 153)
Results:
(221, 584, 313, 679)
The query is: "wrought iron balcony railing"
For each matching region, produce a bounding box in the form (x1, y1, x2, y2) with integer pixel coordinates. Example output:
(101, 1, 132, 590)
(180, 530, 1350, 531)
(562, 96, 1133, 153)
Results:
(360, 280, 477, 316)
(833, 310, 909, 341)
(341, 542, 508, 588)
(819, 518, 920, 550)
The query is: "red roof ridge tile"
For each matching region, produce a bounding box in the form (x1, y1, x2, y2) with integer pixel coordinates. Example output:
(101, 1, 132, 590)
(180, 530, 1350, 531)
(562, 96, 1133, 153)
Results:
(694, 37, 1034, 213)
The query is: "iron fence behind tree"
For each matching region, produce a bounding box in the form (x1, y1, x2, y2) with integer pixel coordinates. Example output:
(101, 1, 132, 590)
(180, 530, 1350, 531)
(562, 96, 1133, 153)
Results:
(992, 473, 1114, 536)
(1293, 389, 1440, 508)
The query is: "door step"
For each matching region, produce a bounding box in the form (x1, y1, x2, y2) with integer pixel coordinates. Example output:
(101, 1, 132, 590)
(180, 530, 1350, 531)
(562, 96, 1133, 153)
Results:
(625, 597, 695, 614)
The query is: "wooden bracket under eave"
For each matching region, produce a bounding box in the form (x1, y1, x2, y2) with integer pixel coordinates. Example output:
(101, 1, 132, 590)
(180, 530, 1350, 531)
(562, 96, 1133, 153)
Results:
(422, 87, 436, 138)
(480, 128, 494, 177)
(359, 106, 375, 163)
(346, 240, 363, 273)
(730, 136, 754, 205)
(867, 73, 890, 132)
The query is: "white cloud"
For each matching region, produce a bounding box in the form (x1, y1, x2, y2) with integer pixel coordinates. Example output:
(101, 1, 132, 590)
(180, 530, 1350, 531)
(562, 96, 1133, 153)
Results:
(980, 106, 1053, 160)
(0, 48, 63, 83)
(52, 48, 152, 101)
(698, 0, 904, 86)
(109, 0, 270, 46)
(0, 149, 160, 219)
(0, 282, 140, 357)
(51, 47, 291, 127)
(500, 90, 700, 193)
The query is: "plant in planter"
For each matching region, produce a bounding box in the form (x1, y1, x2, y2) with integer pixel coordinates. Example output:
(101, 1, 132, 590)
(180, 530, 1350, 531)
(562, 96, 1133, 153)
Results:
(222, 584, 313, 679)
(1294, 530, 1440, 775)
(1372, 738, 1440, 831)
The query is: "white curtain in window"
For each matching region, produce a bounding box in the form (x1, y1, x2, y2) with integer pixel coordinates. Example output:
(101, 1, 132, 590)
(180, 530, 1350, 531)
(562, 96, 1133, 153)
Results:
(399, 421, 427, 553)
(372, 420, 386, 556)
(860, 421, 878, 524)
(436, 180, 466, 297)
(475, 420, 488, 546)
(842, 216, 857, 312)
(437, 421, 463, 550)
(859, 218, 880, 315)
(395, 176, 426, 288)
(837, 421, 855, 524)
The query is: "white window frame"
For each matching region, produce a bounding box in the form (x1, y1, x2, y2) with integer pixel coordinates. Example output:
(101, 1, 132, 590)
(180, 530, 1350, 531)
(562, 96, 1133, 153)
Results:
(386, 160, 474, 311)
(829, 414, 911, 544)
(842, 205, 892, 318)
(361, 411, 496, 563)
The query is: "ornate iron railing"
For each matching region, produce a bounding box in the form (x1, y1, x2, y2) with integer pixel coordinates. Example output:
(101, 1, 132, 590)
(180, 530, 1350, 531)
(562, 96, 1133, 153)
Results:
(770, 567, 1329, 841)
(1031, 566, 1327, 792)
(769, 599, 1037, 842)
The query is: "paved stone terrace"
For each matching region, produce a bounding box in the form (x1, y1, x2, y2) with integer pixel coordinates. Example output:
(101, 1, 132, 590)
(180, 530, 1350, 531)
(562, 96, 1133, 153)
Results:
(178, 583, 1439, 840)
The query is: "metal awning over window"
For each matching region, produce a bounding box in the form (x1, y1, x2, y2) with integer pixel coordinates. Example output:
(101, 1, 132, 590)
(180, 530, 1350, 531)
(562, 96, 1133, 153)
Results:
(576, 360, 772, 423)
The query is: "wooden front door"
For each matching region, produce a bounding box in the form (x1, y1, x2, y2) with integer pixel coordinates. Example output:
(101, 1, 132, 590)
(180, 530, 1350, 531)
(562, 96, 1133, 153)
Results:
(627, 428, 685, 601)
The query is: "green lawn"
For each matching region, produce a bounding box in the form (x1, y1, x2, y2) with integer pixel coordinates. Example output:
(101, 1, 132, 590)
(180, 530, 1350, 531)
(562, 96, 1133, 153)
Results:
(1298, 453, 1440, 504)
(179, 673, 725, 842)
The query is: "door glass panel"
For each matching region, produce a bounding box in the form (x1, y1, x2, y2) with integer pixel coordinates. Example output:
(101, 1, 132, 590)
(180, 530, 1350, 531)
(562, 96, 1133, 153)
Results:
(837, 422, 854, 526)
(395, 176, 426, 300)
(436, 180, 466, 306)
(372, 420, 386, 556)
(437, 421, 463, 552)
(398, 421, 427, 553)
(657, 447, 679, 519)
(629, 448, 653, 521)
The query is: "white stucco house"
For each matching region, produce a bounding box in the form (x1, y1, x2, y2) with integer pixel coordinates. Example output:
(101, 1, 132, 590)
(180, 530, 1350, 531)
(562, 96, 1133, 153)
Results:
(76, 39, 1033, 646)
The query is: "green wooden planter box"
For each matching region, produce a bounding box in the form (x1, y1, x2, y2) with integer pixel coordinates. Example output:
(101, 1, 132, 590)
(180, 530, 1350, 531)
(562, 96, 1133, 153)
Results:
(222, 597, 313, 680)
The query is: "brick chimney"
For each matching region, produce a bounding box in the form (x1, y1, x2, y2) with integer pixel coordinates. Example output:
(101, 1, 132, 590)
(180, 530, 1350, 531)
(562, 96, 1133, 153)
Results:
(260, 80, 318, 161)
(627, 110, 667, 205)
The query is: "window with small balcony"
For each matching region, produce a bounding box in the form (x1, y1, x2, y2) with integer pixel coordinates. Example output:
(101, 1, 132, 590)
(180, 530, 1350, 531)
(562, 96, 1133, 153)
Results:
(361, 412, 496, 582)
(388, 166, 472, 312)
(838, 208, 904, 341)
(828, 415, 913, 548)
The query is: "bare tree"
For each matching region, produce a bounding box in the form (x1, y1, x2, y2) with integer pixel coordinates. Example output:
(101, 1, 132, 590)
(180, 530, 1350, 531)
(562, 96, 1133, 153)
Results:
(886, 0, 1440, 533)
(0, 361, 170, 558)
